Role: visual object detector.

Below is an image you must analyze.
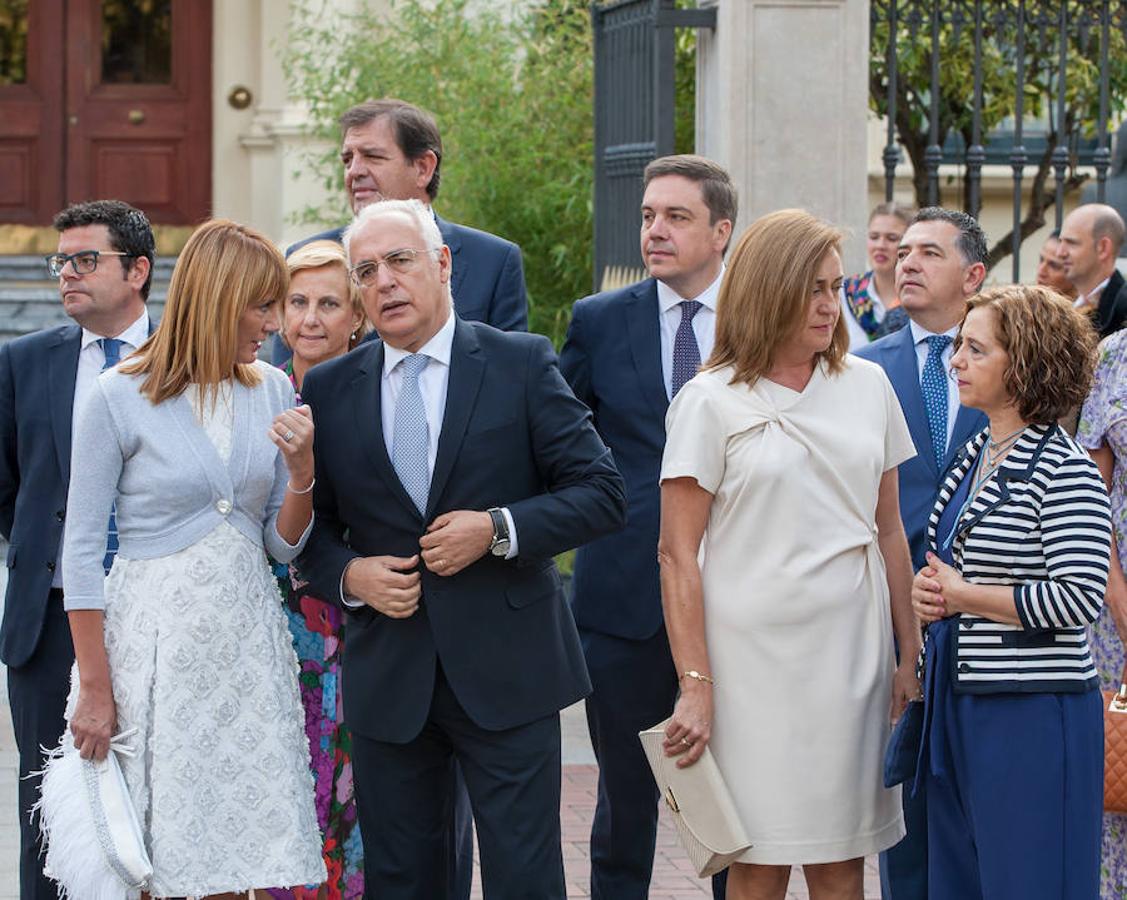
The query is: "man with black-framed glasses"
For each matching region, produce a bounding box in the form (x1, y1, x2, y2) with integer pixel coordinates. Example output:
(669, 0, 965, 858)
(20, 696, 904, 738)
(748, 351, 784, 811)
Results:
(0, 199, 155, 900)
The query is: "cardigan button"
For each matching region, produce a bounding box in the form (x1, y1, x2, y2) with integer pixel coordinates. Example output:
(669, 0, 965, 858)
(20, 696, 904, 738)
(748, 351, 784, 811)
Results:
(216, 499, 232, 515)
(958, 663, 970, 673)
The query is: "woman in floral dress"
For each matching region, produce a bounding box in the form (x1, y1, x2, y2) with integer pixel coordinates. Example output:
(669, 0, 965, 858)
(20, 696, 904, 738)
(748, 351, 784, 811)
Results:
(1078, 327, 1127, 899)
(267, 241, 369, 900)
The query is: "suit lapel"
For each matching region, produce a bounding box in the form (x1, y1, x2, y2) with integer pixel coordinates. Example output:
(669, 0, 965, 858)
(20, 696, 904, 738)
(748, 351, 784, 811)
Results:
(625, 280, 669, 421)
(352, 342, 422, 519)
(427, 319, 485, 518)
(48, 327, 82, 482)
(436, 215, 467, 304)
(887, 326, 937, 476)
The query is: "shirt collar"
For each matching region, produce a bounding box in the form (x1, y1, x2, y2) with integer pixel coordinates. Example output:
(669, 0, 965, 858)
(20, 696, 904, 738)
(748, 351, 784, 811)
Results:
(908, 317, 959, 346)
(81, 309, 150, 351)
(1075, 274, 1112, 310)
(656, 266, 725, 314)
(383, 310, 456, 377)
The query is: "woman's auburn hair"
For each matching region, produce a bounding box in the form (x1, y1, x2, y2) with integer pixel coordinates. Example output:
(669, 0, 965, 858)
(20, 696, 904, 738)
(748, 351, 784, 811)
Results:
(121, 218, 289, 405)
(283, 239, 371, 349)
(705, 208, 848, 386)
(962, 284, 1098, 424)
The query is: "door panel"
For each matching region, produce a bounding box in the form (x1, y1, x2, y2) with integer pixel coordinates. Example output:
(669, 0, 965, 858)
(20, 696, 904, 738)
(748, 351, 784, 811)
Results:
(0, 0, 65, 223)
(65, 0, 212, 223)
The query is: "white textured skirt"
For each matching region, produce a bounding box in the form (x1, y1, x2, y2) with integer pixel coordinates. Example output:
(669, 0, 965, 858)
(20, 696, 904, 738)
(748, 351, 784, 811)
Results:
(95, 521, 325, 897)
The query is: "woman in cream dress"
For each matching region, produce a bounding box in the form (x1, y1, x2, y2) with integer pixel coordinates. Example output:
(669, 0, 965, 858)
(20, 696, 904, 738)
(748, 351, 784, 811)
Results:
(659, 210, 921, 899)
(62, 220, 325, 898)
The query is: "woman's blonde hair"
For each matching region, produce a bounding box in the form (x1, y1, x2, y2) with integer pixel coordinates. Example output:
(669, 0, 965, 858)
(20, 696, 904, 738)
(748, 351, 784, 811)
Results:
(961, 284, 1097, 424)
(284, 240, 370, 349)
(706, 209, 847, 385)
(121, 218, 288, 405)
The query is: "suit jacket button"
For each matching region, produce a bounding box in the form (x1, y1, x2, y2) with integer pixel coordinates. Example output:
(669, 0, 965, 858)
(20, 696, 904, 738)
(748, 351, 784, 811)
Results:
(961, 620, 972, 629)
(55, 509, 65, 522)
(216, 499, 232, 515)
(958, 662, 970, 673)
(46, 561, 56, 572)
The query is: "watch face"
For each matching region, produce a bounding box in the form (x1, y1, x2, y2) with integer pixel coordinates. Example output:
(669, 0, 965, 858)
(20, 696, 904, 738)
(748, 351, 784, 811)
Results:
(491, 539, 511, 557)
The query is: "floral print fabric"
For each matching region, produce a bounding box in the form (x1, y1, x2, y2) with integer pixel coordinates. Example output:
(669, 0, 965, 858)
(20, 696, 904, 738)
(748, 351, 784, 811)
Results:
(1078, 329, 1127, 900)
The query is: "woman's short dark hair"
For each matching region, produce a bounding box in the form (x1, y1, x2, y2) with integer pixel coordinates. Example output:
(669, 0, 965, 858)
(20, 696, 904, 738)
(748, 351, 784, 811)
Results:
(339, 99, 443, 200)
(52, 200, 156, 299)
(962, 284, 1098, 424)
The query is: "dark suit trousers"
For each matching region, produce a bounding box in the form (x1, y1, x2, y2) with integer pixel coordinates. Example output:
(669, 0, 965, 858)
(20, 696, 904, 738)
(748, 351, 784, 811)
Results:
(7, 590, 73, 900)
(352, 662, 566, 900)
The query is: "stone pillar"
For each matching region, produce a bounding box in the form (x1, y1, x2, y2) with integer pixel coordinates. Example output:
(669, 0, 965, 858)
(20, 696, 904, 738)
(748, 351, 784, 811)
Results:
(696, 0, 871, 271)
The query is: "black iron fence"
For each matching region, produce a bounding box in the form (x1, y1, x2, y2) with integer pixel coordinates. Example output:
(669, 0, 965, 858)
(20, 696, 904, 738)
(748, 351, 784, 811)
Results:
(871, 0, 1127, 279)
(591, 0, 715, 290)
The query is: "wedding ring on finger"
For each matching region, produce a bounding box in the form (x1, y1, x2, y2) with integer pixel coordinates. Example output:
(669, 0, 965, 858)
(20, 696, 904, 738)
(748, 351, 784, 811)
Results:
(282, 429, 295, 443)
(680, 737, 693, 747)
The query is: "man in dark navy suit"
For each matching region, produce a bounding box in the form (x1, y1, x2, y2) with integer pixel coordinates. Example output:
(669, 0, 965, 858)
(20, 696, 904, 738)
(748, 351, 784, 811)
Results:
(287, 98, 528, 332)
(296, 199, 625, 899)
(0, 200, 155, 899)
(560, 155, 735, 900)
(855, 206, 989, 900)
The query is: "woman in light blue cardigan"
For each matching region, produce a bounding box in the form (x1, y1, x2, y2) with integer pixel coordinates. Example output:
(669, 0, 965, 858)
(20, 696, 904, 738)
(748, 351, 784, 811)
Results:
(60, 220, 326, 897)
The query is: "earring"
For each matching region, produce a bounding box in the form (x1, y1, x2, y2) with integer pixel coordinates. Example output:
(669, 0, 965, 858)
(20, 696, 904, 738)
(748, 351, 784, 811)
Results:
(351, 329, 359, 339)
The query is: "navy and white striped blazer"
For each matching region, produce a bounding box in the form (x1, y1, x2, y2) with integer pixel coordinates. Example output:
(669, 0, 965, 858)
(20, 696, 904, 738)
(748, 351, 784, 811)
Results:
(926, 423, 1112, 693)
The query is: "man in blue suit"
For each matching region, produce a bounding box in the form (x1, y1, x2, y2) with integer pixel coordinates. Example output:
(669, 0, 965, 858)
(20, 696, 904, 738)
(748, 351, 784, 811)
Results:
(287, 98, 528, 332)
(296, 199, 626, 899)
(0, 200, 155, 899)
(560, 155, 735, 900)
(854, 206, 989, 900)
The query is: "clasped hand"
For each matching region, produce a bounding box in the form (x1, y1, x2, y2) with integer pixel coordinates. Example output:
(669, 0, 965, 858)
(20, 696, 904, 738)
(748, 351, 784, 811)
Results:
(345, 510, 495, 617)
(912, 551, 967, 624)
(269, 404, 314, 488)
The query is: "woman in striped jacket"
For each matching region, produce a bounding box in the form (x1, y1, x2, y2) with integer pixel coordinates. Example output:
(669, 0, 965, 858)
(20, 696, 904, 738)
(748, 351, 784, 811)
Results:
(912, 284, 1112, 899)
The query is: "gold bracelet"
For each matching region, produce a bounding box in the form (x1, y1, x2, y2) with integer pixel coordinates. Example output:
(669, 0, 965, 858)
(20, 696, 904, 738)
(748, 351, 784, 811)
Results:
(287, 477, 315, 495)
(680, 669, 714, 686)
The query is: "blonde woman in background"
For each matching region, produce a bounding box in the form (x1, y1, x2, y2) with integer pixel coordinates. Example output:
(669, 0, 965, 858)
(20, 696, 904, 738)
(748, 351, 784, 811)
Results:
(659, 209, 920, 899)
(267, 239, 368, 899)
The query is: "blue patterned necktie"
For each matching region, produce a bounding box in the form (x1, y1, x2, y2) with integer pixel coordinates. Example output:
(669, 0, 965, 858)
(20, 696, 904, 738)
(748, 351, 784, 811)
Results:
(391, 353, 431, 514)
(100, 338, 123, 573)
(671, 300, 703, 397)
(921, 334, 953, 468)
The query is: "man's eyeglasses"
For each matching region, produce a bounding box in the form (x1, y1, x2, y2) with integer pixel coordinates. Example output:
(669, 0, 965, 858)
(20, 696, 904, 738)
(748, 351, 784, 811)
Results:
(349, 248, 439, 288)
(45, 250, 135, 278)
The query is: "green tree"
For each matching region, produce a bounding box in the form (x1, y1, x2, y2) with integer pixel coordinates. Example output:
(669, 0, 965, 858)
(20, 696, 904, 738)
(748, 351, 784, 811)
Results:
(869, 1, 1127, 271)
(284, 0, 594, 346)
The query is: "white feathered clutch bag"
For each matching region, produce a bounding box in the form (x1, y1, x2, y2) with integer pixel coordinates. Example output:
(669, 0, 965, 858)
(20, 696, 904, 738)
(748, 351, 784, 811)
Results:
(34, 727, 152, 900)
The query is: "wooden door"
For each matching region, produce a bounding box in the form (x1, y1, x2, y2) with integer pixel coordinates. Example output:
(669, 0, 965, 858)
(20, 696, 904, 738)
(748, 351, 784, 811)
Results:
(0, 0, 211, 226)
(0, 0, 65, 224)
(65, 0, 212, 223)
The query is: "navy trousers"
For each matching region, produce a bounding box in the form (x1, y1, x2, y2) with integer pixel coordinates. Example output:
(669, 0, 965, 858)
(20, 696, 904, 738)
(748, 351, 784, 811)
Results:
(351, 663, 565, 900)
(581, 627, 726, 900)
(926, 685, 1103, 899)
(7, 590, 72, 900)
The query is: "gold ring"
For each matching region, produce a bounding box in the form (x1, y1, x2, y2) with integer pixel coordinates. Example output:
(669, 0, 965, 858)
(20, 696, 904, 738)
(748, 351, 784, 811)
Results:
(437, 558, 446, 568)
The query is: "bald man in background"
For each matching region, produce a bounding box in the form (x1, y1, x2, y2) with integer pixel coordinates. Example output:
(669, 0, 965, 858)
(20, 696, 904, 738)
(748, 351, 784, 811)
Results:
(1058, 203, 1127, 337)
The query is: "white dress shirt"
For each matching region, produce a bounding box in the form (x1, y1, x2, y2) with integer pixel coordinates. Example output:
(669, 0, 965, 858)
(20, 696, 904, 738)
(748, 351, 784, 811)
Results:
(56, 310, 150, 587)
(1074, 275, 1111, 312)
(908, 318, 961, 451)
(656, 269, 723, 399)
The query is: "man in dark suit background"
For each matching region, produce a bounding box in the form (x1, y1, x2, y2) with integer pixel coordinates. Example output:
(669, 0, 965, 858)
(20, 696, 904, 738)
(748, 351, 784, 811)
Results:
(1058, 202, 1127, 338)
(296, 198, 626, 899)
(0, 200, 155, 899)
(855, 206, 989, 900)
(559, 154, 735, 900)
(287, 98, 528, 332)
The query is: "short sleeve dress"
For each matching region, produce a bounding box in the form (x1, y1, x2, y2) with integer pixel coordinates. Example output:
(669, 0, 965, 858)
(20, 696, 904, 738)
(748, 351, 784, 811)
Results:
(1077, 329, 1127, 898)
(661, 355, 915, 865)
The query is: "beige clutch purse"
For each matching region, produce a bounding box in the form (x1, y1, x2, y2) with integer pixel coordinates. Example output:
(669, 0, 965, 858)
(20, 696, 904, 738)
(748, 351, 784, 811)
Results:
(638, 718, 752, 877)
